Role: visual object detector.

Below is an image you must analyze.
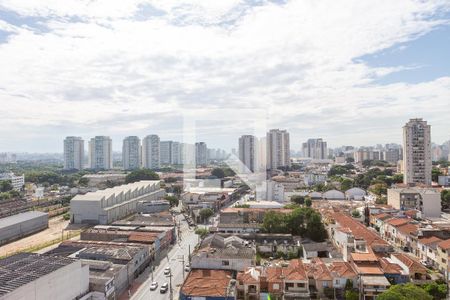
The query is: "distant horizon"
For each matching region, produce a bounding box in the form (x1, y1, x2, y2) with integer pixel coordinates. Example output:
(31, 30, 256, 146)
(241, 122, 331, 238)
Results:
(0, 1, 449, 153)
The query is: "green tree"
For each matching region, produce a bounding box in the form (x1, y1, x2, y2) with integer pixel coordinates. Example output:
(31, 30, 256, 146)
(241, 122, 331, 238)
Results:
(125, 169, 160, 183)
(0, 180, 13, 192)
(369, 182, 387, 198)
(422, 281, 448, 300)
(195, 227, 209, 239)
(78, 177, 89, 186)
(291, 195, 305, 205)
(377, 283, 432, 300)
(305, 198, 312, 207)
(262, 211, 287, 233)
(341, 178, 353, 191)
(306, 213, 327, 242)
(345, 290, 359, 300)
(165, 195, 179, 207)
(199, 208, 214, 223)
(442, 190, 450, 209)
(351, 210, 361, 218)
(164, 177, 178, 183)
(432, 168, 443, 182)
(211, 168, 225, 178)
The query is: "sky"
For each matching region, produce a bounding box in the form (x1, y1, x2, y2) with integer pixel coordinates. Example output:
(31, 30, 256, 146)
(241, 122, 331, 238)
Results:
(0, 0, 449, 153)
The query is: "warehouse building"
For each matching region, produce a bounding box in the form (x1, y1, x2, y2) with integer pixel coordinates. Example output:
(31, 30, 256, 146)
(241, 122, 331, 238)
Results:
(0, 253, 89, 300)
(136, 199, 170, 213)
(47, 240, 150, 298)
(0, 211, 48, 246)
(70, 180, 165, 225)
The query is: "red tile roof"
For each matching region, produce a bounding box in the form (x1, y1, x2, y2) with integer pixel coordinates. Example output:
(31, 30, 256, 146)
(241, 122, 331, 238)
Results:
(333, 213, 388, 248)
(372, 213, 392, 221)
(304, 258, 333, 281)
(379, 258, 402, 274)
(353, 264, 384, 275)
(284, 259, 308, 281)
(391, 253, 427, 274)
(397, 223, 419, 236)
(237, 268, 260, 284)
(351, 252, 378, 262)
(328, 261, 357, 278)
(181, 269, 233, 297)
(386, 218, 410, 227)
(418, 236, 443, 245)
(438, 239, 450, 250)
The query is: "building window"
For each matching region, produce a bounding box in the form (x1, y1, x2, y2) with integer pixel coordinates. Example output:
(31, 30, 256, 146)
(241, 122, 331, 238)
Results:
(335, 280, 339, 285)
(323, 282, 329, 287)
(442, 258, 446, 264)
(273, 284, 279, 290)
(222, 260, 230, 266)
(298, 283, 306, 288)
(286, 283, 294, 288)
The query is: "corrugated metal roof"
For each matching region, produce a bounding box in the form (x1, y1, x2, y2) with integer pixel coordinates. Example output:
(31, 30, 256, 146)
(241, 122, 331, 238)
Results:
(0, 211, 48, 229)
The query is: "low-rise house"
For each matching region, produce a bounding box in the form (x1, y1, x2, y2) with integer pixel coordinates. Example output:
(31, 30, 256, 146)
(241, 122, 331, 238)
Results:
(304, 258, 333, 298)
(436, 239, 450, 274)
(417, 236, 442, 268)
(302, 242, 330, 260)
(283, 260, 310, 299)
(180, 269, 236, 300)
(382, 218, 410, 245)
(379, 257, 409, 284)
(359, 275, 391, 300)
(216, 223, 262, 234)
(327, 261, 358, 290)
(370, 213, 392, 232)
(331, 213, 392, 261)
(242, 233, 301, 256)
(191, 234, 255, 272)
(236, 266, 286, 300)
(395, 223, 419, 252)
(390, 253, 428, 283)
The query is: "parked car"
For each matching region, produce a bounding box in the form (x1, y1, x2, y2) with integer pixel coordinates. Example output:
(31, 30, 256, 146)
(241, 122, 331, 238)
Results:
(150, 282, 158, 291)
(160, 283, 169, 294)
(164, 267, 171, 276)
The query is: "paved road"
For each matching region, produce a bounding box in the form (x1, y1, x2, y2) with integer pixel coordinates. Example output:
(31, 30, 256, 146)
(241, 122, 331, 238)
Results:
(132, 214, 199, 300)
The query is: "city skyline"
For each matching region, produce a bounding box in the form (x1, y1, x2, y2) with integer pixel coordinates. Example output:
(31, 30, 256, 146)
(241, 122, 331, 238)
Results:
(0, 1, 449, 152)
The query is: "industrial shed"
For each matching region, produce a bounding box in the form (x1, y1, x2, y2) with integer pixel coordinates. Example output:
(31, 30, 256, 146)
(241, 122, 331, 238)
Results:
(309, 192, 323, 199)
(323, 190, 345, 200)
(345, 187, 366, 200)
(0, 211, 48, 246)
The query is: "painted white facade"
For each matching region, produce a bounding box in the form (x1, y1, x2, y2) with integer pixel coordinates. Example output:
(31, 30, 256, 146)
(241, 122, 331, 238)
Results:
(64, 136, 84, 170)
(0, 173, 24, 190)
(71, 181, 165, 224)
(1, 259, 89, 300)
(403, 118, 432, 185)
(142, 135, 160, 169)
(88, 136, 112, 170)
(122, 136, 141, 170)
(266, 129, 290, 169)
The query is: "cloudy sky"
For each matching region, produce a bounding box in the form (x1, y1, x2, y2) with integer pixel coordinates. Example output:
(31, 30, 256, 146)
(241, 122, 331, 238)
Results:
(0, 0, 449, 153)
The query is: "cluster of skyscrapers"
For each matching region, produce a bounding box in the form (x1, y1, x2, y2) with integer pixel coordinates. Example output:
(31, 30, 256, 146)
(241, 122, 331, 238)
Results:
(63, 118, 436, 188)
(238, 129, 291, 172)
(64, 135, 226, 170)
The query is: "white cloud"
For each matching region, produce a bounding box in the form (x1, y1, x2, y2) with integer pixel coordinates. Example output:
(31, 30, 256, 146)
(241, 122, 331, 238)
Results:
(0, 0, 449, 151)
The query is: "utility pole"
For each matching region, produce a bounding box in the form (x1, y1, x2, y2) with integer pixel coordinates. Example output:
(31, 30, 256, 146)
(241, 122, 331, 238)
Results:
(188, 244, 191, 263)
(169, 272, 173, 300)
(181, 254, 185, 281)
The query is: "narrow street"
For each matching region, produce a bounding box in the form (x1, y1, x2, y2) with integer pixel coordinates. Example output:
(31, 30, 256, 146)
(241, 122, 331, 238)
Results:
(131, 213, 199, 300)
